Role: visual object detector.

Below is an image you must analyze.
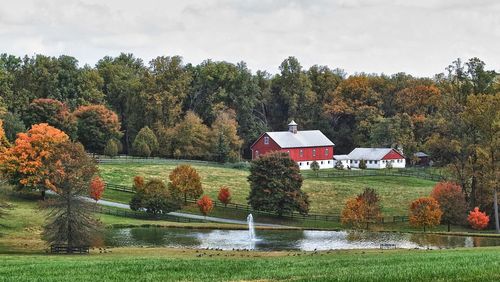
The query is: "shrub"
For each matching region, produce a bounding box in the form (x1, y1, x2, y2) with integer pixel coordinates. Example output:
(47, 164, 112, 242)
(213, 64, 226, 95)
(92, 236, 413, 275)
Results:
(103, 139, 119, 157)
(467, 207, 489, 230)
(310, 161, 320, 175)
(89, 176, 106, 202)
(133, 140, 151, 158)
(334, 160, 344, 170)
(129, 179, 181, 215)
(197, 195, 214, 216)
(359, 159, 367, 169)
(132, 126, 158, 156)
(217, 186, 231, 206)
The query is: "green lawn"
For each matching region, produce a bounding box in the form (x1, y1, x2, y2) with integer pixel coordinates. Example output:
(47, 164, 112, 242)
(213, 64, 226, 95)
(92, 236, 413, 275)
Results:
(0, 247, 499, 281)
(98, 162, 437, 215)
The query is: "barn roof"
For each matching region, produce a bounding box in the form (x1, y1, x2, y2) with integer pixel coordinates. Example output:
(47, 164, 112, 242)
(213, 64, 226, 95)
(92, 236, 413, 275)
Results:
(334, 154, 350, 160)
(266, 130, 334, 148)
(414, 151, 429, 157)
(348, 148, 403, 160)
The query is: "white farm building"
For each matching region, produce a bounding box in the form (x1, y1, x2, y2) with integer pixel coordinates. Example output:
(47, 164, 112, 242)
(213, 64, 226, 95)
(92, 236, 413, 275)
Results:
(334, 148, 406, 169)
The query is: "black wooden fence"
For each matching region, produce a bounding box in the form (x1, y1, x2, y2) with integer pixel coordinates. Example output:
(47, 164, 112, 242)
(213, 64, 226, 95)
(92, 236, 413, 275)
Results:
(103, 182, 409, 223)
(303, 169, 446, 182)
(93, 205, 204, 223)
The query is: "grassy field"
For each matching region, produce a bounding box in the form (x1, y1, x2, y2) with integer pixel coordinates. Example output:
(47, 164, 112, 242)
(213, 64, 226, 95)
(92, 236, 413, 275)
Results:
(0, 247, 499, 281)
(98, 162, 437, 215)
(0, 193, 248, 253)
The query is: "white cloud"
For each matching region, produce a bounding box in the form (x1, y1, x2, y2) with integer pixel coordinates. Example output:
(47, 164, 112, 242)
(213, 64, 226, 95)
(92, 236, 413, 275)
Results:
(0, 0, 498, 76)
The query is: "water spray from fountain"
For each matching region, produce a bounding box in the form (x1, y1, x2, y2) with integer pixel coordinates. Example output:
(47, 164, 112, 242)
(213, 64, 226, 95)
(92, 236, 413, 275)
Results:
(247, 214, 256, 241)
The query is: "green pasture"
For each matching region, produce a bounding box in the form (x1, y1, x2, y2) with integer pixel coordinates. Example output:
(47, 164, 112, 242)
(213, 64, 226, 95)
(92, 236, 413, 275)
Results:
(98, 162, 437, 215)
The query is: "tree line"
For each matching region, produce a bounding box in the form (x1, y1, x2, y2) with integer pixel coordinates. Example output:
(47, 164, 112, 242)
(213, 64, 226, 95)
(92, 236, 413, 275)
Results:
(0, 53, 498, 225)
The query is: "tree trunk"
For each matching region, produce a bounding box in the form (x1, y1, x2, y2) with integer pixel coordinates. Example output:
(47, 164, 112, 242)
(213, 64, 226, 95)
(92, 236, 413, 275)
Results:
(41, 190, 46, 200)
(423, 225, 426, 232)
(494, 189, 499, 234)
(447, 222, 450, 232)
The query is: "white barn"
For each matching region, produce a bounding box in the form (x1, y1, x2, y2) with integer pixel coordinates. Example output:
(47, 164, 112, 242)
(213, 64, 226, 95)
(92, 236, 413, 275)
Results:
(343, 148, 406, 169)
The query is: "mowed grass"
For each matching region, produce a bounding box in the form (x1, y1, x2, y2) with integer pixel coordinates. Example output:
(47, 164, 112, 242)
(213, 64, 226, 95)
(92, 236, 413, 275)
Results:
(98, 162, 436, 215)
(0, 247, 499, 281)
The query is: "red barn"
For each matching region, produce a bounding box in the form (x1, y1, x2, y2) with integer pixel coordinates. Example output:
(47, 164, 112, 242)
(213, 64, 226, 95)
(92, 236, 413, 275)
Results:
(250, 121, 335, 170)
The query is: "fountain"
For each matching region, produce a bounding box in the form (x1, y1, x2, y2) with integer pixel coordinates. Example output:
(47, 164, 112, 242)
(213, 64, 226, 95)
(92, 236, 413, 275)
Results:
(247, 214, 256, 241)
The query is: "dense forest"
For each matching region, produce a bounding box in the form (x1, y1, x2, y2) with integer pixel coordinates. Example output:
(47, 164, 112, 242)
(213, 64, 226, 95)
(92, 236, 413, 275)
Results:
(0, 53, 499, 216)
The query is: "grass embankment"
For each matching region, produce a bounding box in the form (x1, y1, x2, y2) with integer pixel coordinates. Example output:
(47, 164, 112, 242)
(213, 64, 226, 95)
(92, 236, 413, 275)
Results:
(0, 194, 248, 253)
(99, 162, 436, 215)
(0, 247, 499, 281)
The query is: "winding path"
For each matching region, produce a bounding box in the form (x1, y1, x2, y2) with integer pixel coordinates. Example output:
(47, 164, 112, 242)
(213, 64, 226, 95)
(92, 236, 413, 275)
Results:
(90, 198, 287, 228)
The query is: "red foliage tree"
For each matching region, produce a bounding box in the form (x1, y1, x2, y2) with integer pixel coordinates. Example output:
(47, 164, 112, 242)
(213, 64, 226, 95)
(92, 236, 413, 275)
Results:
(430, 182, 467, 231)
(133, 176, 145, 192)
(217, 186, 231, 206)
(197, 195, 214, 217)
(467, 207, 489, 230)
(89, 176, 106, 202)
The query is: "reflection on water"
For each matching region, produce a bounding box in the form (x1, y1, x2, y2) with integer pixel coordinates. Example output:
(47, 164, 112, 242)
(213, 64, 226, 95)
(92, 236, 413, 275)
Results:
(104, 228, 500, 251)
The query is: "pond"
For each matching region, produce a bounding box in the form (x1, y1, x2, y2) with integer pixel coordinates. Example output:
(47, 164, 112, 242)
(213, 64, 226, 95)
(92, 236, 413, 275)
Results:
(104, 228, 500, 251)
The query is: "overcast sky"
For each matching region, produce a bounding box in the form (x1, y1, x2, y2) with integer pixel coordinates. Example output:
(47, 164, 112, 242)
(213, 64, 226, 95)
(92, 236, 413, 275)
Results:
(1, 0, 499, 76)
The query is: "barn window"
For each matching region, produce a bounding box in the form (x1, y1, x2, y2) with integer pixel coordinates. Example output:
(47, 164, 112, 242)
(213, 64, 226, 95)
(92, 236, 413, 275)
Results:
(312, 149, 316, 157)
(299, 162, 303, 166)
(369, 160, 372, 164)
(300, 149, 304, 157)
(255, 150, 259, 157)
(264, 136, 269, 145)
(328, 161, 331, 164)
(287, 150, 290, 155)
(321, 161, 323, 164)
(325, 148, 329, 155)
(306, 162, 309, 165)
(374, 160, 378, 164)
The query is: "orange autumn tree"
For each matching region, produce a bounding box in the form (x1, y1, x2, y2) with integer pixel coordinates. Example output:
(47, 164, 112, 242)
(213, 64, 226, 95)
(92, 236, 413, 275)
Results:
(409, 197, 442, 232)
(341, 187, 382, 228)
(168, 164, 203, 204)
(197, 195, 214, 217)
(430, 182, 467, 231)
(217, 186, 232, 206)
(467, 207, 489, 230)
(0, 123, 69, 198)
(89, 176, 106, 202)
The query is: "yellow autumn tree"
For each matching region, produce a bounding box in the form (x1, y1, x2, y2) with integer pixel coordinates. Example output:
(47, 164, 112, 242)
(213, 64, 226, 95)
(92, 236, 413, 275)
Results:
(209, 109, 243, 163)
(168, 164, 203, 203)
(0, 119, 10, 151)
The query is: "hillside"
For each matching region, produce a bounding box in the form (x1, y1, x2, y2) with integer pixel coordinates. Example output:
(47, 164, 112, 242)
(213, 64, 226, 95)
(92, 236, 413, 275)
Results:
(98, 162, 436, 215)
